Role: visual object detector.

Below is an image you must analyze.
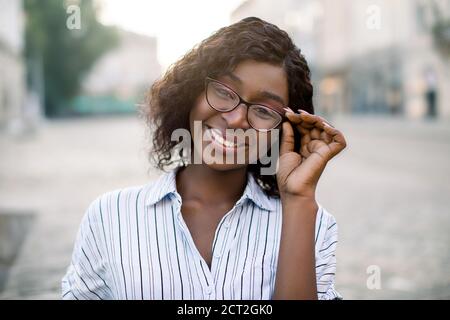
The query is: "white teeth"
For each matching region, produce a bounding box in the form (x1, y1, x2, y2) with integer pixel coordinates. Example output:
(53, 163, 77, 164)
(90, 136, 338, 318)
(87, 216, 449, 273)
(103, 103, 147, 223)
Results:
(209, 129, 237, 148)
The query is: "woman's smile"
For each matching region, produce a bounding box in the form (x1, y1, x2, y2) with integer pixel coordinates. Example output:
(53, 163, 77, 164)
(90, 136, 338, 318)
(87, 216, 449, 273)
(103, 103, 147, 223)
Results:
(203, 124, 248, 153)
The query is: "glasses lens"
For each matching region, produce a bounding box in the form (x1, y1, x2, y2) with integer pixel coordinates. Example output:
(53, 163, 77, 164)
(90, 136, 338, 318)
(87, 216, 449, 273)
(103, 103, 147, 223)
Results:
(206, 81, 239, 111)
(248, 105, 282, 130)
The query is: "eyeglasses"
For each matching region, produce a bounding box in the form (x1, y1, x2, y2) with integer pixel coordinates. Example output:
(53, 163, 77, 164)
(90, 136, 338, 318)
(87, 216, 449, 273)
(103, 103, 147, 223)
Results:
(205, 77, 285, 131)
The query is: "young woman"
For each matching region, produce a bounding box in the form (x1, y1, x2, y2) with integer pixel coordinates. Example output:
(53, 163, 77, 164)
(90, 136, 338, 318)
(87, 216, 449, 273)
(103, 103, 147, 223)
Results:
(62, 17, 346, 300)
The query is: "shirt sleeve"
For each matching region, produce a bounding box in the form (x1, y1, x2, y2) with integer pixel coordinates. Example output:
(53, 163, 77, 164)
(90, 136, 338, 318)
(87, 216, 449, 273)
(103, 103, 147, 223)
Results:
(315, 206, 342, 300)
(61, 197, 113, 300)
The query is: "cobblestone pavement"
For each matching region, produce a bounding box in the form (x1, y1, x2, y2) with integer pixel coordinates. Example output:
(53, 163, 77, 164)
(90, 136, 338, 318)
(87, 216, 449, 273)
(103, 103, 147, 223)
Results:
(0, 114, 449, 299)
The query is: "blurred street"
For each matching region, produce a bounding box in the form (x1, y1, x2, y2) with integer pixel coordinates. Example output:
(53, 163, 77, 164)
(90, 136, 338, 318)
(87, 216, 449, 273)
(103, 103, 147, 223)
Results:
(0, 114, 449, 299)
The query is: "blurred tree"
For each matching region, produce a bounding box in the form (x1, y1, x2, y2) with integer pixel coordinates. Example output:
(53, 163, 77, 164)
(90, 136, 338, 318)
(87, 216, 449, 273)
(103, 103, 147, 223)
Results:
(24, 0, 118, 117)
(429, 0, 450, 58)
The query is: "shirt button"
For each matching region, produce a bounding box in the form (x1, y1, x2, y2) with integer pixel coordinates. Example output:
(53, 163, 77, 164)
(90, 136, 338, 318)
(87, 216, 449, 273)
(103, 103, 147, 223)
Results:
(214, 252, 221, 258)
(204, 286, 213, 295)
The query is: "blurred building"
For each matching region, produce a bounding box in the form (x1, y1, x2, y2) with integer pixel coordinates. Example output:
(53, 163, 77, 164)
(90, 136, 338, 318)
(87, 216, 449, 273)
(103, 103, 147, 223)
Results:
(0, 0, 27, 132)
(231, 0, 450, 119)
(76, 29, 161, 114)
(232, 0, 322, 65)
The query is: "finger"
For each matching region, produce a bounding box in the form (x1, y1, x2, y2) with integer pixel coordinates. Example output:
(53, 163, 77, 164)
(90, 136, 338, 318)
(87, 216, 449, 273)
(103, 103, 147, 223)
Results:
(280, 121, 295, 156)
(284, 111, 302, 124)
(300, 132, 311, 155)
(284, 111, 315, 133)
(297, 110, 322, 127)
(307, 140, 315, 154)
(285, 106, 295, 113)
(296, 123, 310, 136)
(300, 143, 310, 158)
(320, 130, 332, 144)
(322, 123, 344, 142)
(285, 111, 315, 129)
(297, 118, 316, 129)
(322, 123, 347, 156)
(301, 131, 311, 146)
(298, 110, 332, 130)
(310, 127, 321, 140)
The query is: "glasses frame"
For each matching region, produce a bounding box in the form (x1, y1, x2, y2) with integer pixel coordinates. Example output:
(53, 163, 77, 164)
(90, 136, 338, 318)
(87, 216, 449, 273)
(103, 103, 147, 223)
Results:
(204, 77, 287, 131)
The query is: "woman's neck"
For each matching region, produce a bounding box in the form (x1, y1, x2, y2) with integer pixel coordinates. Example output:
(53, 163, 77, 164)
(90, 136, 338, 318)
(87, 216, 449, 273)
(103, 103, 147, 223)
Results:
(176, 164, 247, 206)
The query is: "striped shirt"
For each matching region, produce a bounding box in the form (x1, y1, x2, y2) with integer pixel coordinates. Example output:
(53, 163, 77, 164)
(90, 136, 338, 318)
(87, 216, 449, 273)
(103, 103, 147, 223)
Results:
(62, 167, 341, 300)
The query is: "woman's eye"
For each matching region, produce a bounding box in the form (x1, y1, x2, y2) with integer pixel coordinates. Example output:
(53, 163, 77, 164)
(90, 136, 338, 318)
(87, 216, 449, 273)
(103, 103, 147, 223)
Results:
(254, 106, 273, 118)
(259, 108, 270, 114)
(216, 87, 235, 100)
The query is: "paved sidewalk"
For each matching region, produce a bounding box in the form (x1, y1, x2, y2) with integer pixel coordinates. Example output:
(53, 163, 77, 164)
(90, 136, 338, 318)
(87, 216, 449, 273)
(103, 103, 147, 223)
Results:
(0, 114, 449, 299)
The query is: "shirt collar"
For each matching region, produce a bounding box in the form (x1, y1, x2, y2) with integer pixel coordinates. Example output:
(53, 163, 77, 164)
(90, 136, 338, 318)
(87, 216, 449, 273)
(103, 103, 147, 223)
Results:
(240, 171, 276, 211)
(144, 167, 179, 207)
(145, 166, 275, 211)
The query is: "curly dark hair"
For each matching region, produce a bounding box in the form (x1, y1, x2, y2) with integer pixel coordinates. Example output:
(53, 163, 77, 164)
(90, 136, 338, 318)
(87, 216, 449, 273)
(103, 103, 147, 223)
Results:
(141, 16, 314, 197)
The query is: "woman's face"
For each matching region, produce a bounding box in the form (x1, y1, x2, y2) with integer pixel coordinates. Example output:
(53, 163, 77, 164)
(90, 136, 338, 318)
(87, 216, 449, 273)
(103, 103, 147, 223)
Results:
(189, 59, 289, 172)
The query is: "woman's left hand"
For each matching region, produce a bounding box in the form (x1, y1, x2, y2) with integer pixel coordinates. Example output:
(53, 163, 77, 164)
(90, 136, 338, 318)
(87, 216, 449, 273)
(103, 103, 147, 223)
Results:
(277, 109, 347, 200)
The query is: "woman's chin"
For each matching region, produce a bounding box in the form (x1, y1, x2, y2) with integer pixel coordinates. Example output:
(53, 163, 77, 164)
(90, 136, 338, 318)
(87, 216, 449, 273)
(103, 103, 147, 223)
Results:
(202, 161, 248, 172)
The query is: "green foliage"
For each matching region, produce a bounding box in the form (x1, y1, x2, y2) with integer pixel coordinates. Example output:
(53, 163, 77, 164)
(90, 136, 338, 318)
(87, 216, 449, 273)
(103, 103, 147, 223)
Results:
(432, 20, 450, 58)
(24, 0, 118, 117)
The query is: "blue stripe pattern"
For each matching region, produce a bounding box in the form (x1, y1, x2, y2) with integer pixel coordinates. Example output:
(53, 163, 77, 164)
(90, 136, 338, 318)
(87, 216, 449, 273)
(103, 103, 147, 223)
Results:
(62, 167, 341, 300)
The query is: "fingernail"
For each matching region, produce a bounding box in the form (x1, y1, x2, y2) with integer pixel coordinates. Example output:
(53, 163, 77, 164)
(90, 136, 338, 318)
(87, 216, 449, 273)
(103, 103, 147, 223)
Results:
(283, 107, 293, 113)
(298, 109, 308, 114)
(323, 122, 334, 128)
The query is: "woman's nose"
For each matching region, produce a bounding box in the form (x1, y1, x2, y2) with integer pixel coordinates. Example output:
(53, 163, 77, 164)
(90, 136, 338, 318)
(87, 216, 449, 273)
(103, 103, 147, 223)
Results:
(221, 103, 250, 129)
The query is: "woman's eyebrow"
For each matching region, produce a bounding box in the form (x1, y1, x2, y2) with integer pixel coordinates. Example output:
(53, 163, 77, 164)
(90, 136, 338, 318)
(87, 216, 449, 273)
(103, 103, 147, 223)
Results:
(224, 72, 243, 84)
(257, 90, 286, 106)
(224, 72, 286, 106)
